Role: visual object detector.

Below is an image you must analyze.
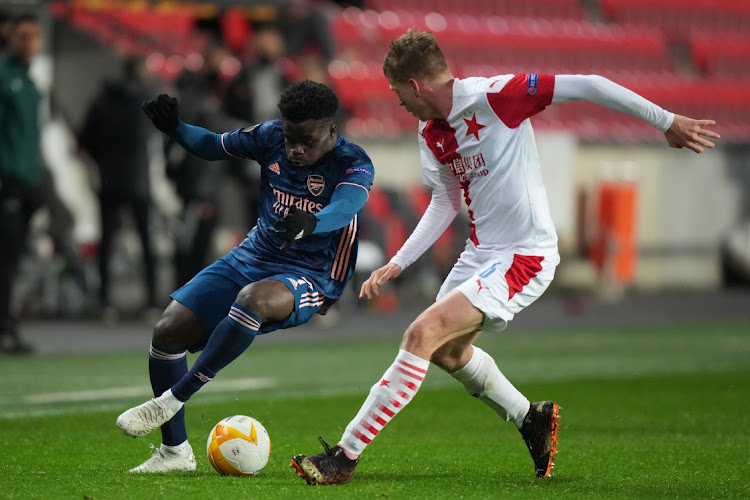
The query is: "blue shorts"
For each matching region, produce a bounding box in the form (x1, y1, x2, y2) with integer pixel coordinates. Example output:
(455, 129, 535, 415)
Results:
(171, 253, 326, 351)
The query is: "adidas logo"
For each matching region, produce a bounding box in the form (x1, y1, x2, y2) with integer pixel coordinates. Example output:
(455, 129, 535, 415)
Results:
(268, 162, 280, 175)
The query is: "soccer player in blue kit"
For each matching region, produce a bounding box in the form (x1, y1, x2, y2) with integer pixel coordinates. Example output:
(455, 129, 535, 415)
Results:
(115, 80, 375, 473)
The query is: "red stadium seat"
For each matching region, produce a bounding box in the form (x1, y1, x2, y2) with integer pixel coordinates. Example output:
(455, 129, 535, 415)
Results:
(332, 9, 674, 78)
(329, 7, 685, 138)
(602, 0, 750, 40)
(690, 34, 750, 78)
(367, 0, 585, 21)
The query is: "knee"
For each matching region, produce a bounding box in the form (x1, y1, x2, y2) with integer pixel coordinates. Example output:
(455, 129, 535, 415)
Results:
(401, 315, 443, 358)
(235, 283, 273, 322)
(152, 305, 201, 351)
(152, 316, 184, 350)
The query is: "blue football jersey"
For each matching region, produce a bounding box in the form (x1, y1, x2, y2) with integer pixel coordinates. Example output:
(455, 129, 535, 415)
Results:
(220, 120, 375, 300)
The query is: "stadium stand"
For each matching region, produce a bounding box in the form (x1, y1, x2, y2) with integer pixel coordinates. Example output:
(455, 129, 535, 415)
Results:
(368, 0, 586, 20)
(49, 0, 750, 142)
(601, 0, 750, 40)
(690, 33, 750, 79)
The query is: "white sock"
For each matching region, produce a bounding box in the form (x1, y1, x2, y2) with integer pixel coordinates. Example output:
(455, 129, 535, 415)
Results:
(451, 346, 530, 429)
(157, 389, 185, 415)
(339, 349, 429, 459)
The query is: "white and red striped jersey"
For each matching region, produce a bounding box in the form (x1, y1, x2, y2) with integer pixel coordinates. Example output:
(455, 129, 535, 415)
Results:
(420, 74, 559, 254)
(391, 74, 673, 269)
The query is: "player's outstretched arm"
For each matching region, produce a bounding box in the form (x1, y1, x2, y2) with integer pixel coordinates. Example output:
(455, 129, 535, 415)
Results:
(359, 262, 403, 299)
(553, 76, 720, 146)
(142, 94, 227, 160)
(664, 115, 720, 153)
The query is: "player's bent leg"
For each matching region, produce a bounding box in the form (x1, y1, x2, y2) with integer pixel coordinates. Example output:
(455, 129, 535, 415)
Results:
(445, 255, 561, 477)
(446, 345, 559, 478)
(117, 302, 202, 439)
(236, 280, 296, 323)
(446, 344, 531, 426)
(291, 349, 429, 485)
(520, 401, 561, 478)
(168, 280, 293, 402)
(291, 292, 484, 485)
(149, 301, 204, 445)
(128, 441, 196, 473)
(437, 337, 561, 478)
(291, 437, 358, 485)
(151, 300, 206, 352)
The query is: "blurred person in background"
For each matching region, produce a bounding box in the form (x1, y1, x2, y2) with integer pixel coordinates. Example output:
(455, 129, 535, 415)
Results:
(113, 81, 374, 473)
(280, 0, 335, 63)
(298, 54, 351, 125)
(225, 23, 290, 124)
(78, 56, 157, 322)
(0, 13, 43, 354)
(167, 42, 234, 289)
(291, 29, 721, 485)
(38, 165, 88, 294)
(40, 98, 91, 299)
(224, 23, 291, 236)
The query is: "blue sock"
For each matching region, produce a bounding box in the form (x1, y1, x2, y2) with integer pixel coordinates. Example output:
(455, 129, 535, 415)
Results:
(171, 303, 260, 402)
(149, 343, 188, 446)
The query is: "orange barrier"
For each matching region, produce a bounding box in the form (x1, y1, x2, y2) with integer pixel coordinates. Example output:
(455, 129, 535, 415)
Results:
(589, 180, 638, 284)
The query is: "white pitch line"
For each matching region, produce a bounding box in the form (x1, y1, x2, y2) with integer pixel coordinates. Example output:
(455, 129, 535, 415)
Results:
(19, 377, 277, 404)
(0, 385, 367, 420)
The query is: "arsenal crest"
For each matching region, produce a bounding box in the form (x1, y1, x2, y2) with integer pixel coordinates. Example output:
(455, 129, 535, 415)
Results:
(307, 174, 325, 196)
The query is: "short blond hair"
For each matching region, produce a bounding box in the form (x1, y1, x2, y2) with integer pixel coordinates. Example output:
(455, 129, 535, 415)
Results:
(383, 29, 449, 83)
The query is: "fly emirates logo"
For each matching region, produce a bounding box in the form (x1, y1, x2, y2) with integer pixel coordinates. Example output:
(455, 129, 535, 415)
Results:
(272, 188, 324, 216)
(445, 152, 488, 183)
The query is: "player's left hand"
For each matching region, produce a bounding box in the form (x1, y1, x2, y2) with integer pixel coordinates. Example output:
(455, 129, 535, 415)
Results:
(360, 262, 403, 299)
(142, 94, 180, 133)
(275, 206, 317, 251)
(664, 114, 720, 153)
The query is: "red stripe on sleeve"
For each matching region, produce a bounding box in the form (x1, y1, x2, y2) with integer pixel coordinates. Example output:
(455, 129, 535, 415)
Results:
(487, 74, 555, 129)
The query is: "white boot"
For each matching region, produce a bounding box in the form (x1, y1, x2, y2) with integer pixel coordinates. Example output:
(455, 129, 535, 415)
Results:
(116, 389, 184, 438)
(128, 441, 196, 473)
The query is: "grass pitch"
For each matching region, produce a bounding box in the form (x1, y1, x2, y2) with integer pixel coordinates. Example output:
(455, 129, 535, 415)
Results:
(1, 320, 749, 499)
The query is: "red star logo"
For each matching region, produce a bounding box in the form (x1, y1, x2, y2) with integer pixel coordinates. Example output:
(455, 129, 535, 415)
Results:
(379, 379, 390, 387)
(464, 113, 486, 140)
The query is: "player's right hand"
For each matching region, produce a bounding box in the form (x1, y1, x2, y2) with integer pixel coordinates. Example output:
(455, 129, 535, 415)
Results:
(664, 114, 719, 153)
(142, 94, 180, 133)
(359, 262, 403, 299)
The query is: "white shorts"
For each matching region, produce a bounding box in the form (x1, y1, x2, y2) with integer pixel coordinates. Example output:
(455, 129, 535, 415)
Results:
(437, 245, 559, 333)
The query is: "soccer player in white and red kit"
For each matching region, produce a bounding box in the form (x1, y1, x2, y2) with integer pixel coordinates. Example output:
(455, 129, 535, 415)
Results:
(292, 29, 720, 485)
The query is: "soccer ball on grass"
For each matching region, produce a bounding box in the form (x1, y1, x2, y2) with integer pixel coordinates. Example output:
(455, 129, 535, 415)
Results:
(206, 415, 271, 476)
